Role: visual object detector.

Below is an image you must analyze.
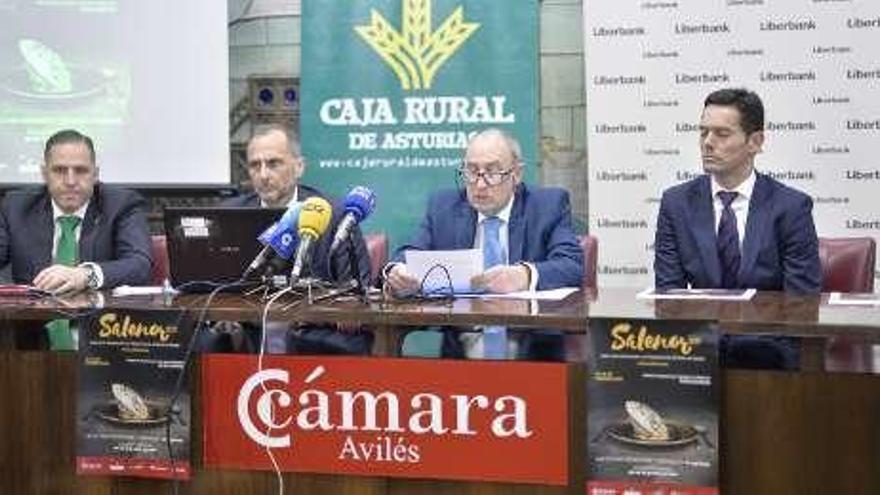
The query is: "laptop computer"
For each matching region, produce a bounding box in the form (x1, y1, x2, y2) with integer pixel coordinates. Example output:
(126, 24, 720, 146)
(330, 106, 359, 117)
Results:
(163, 206, 284, 289)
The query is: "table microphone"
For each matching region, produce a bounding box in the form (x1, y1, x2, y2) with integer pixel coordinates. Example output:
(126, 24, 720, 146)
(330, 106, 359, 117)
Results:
(329, 186, 376, 255)
(290, 197, 333, 283)
(242, 203, 300, 280)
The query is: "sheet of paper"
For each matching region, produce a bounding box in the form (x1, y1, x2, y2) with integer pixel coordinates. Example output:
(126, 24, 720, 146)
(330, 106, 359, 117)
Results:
(828, 292, 880, 306)
(405, 249, 484, 295)
(636, 287, 757, 301)
(111, 285, 178, 297)
(454, 287, 580, 301)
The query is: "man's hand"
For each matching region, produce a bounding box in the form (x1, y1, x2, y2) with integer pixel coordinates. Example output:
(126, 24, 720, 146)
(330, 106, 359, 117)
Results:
(471, 264, 530, 293)
(33, 264, 90, 294)
(384, 264, 420, 298)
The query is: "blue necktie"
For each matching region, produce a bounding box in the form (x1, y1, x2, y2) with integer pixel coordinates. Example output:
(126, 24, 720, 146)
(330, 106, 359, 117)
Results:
(482, 217, 507, 359)
(482, 216, 504, 269)
(716, 191, 740, 289)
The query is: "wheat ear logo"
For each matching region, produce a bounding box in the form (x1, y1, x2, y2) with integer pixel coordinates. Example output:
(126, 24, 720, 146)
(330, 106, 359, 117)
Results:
(355, 0, 480, 90)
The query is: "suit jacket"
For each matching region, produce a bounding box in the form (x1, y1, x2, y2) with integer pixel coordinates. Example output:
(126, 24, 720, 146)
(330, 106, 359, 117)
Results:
(221, 184, 371, 284)
(394, 184, 584, 290)
(0, 184, 152, 288)
(220, 184, 373, 355)
(654, 172, 821, 293)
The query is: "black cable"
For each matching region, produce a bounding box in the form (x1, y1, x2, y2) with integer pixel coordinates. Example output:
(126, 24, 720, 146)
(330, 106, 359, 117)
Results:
(165, 279, 249, 494)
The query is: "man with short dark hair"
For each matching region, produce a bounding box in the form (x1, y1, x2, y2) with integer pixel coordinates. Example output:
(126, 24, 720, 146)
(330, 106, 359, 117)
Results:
(224, 124, 318, 208)
(0, 129, 152, 348)
(654, 88, 821, 293)
(220, 124, 372, 355)
(653, 88, 821, 370)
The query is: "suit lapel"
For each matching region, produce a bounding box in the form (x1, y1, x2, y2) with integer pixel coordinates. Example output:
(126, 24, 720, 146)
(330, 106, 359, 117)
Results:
(79, 201, 100, 262)
(33, 193, 55, 268)
(454, 196, 477, 249)
(688, 177, 722, 286)
(507, 186, 525, 263)
(740, 174, 770, 281)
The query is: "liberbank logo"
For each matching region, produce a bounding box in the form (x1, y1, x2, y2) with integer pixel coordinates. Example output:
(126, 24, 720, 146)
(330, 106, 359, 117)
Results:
(355, 0, 480, 90)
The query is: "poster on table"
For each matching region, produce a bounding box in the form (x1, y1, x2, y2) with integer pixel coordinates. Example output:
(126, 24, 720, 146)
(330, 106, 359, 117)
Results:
(76, 308, 194, 479)
(586, 318, 719, 495)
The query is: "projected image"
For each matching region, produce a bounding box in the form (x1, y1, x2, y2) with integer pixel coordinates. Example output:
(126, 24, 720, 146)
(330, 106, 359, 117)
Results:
(0, 37, 130, 180)
(0, 0, 229, 185)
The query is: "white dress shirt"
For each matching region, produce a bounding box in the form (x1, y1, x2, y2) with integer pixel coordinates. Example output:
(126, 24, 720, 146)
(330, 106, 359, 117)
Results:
(710, 169, 756, 249)
(474, 197, 538, 291)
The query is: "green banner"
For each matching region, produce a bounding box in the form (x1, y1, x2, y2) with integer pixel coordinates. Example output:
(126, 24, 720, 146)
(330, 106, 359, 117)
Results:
(302, 0, 538, 249)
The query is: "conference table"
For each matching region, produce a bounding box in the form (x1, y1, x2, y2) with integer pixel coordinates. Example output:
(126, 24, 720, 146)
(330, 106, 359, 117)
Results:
(1, 287, 878, 494)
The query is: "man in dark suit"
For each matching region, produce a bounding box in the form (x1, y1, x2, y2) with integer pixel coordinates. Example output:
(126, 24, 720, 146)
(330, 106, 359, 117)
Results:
(653, 88, 821, 368)
(0, 129, 152, 348)
(385, 128, 583, 359)
(654, 88, 821, 292)
(218, 124, 372, 355)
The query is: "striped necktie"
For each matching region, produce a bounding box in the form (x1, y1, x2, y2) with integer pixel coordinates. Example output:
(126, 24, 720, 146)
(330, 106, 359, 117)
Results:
(716, 191, 740, 289)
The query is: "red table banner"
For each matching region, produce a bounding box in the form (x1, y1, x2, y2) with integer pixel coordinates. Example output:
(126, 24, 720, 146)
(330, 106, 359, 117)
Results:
(202, 355, 568, 485)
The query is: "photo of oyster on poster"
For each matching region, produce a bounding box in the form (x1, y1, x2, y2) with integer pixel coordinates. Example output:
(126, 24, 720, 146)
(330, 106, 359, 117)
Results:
(586, 319, 719, 495)
(88, 382, 184, 427)
(76, 309, 193, 480)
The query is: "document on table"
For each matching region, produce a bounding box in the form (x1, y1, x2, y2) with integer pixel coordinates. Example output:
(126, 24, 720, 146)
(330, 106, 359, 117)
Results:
(454, 287, 580, 301)
(828, 292, 880, 306)
(636, 287, 757, 301)
(404, 249, 484, 295)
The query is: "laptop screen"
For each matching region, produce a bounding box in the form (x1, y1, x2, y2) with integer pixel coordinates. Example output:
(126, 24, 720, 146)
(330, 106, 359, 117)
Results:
(163, 206, 284, 287)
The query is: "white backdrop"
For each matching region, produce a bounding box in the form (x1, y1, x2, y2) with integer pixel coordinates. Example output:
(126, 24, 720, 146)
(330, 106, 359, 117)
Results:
(584, 0, 880, 289)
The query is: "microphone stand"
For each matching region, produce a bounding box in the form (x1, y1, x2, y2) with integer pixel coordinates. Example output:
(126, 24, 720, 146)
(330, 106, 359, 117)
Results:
(346, 235, 370, 304)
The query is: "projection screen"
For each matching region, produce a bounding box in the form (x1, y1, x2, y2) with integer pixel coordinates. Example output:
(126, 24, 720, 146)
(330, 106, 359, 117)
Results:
(0, 0, 229, 185)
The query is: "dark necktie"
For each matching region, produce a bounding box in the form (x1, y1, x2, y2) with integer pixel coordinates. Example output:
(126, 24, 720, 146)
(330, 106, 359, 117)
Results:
(716, 191, 740, 289)
(47, 215, 81, 350)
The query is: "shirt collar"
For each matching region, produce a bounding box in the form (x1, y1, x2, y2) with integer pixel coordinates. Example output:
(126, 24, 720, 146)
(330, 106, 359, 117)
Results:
(477, 195, 514, 225)
(711, 168, 756, 201)
(51, 199, 89, 222)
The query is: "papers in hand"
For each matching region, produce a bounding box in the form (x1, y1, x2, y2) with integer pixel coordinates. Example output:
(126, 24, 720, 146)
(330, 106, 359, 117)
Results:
(637, 287, 757, 301)
(404, 249, 484, 295)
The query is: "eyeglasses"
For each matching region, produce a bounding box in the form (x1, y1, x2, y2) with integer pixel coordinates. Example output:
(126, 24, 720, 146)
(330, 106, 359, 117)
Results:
(457, 167, 515, 186)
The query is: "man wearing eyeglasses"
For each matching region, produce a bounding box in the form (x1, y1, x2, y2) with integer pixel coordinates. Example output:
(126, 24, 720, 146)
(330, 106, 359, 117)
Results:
(384, 128, 583, 359)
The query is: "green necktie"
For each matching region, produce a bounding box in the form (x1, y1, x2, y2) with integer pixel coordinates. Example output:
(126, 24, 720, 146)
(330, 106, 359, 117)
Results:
(47, 215, 80, 351)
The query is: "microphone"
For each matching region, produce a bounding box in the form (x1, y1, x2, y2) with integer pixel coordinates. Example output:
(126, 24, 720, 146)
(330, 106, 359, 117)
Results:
(242, 204, 301, 279)
(329, 186, 376, 254)
(290, 197, 333, 282)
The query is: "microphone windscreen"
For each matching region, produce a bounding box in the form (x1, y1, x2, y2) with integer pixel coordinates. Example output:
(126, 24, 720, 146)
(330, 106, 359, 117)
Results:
(298, 197, 333, 239)
(258, 203, 301, 259)
(343, 186, 376, 223)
